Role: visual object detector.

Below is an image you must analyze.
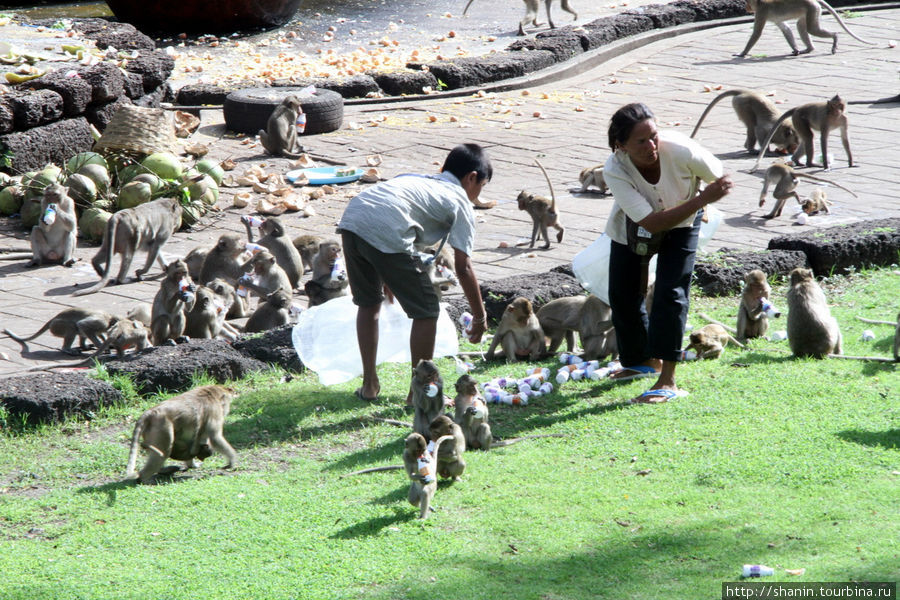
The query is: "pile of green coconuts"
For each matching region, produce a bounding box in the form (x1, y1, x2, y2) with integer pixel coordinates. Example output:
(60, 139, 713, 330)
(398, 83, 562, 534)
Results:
(0, 151, 225, 240)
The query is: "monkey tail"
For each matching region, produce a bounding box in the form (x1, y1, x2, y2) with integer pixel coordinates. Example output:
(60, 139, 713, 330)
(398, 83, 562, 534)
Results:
(3, 319, 54, 346)
(855, 316, 896, 326)
(72, 215, 119, 296)
(125, 416, 146, 477)
(0, 252, 34, 262)
(340, 465, 404, 478)
(463, 0, 476, 15)
(491, 433, 566, 448)
(697, 312, 739, 335)
(533, 158, 556, 213)
(690, 89, 742, 138)
(793, 173, 859, 198)
(815, 0, 878, 45)
(751, 109, 795, 172)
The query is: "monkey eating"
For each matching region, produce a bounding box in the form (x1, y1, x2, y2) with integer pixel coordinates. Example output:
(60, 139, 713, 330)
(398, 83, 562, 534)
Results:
(801, 188, 832, 215)
(244, 287, 291, 333)
(752, 95, 854, 171)
(690, 89, 799, 155)
(239, 250, 292, 302)
(303, 240, 349, 307)
(786, 267, 842, 358)
(259, 95, 305, 159)
(758, 162, 857, 219)
(29, 183, 77, 267)
(576, 164, 608, 194)
(243, 216, 303, 289)
(737, 269, 776, 342)
(125, 384, 237, 484)
(516, 159, 564, 249)
(684, 324, 745, 359)
(4, 308, 119, 355)
(428, 414, 467, 481)
(411, 359, 445, 440)
(150, 259, 196, 346)
(453, 374, 492, 451)
(486, 297, 546, 362)
(74, 197, 183, 296)
(735, 0, 877, 58)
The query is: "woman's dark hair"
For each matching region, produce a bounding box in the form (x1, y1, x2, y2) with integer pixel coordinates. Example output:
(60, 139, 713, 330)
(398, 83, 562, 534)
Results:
(442, 143, 493, 182)
(608, 103, 655, 151)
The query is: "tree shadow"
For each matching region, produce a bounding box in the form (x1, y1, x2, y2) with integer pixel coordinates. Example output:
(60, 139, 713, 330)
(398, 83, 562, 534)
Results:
(835, 428, 900, 450)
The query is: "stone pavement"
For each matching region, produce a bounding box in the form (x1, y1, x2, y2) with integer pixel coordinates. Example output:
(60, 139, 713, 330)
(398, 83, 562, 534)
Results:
(1, 8, 897, 375)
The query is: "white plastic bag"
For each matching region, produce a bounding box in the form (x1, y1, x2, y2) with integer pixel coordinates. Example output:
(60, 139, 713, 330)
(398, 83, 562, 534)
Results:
(571, 206, 722, 304)
(292, 295, 459, 385)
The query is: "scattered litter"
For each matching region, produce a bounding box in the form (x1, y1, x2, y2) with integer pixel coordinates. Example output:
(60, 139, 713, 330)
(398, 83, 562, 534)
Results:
(742, 565, 774, 578)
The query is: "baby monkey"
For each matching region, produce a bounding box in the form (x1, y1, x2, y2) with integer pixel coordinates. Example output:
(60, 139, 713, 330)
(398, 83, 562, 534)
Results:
(402, 432, 453, 519)
(685, 324, 745, 359)
(758, 162, 856, 219)
(428, 415, 466, 481)
(517, 158, 564, 249)
(737, 269, 777, 342)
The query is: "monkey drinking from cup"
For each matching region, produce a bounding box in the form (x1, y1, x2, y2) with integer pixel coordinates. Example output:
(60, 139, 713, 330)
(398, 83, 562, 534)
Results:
(786, 267, 842, 358)
(304, 241, 349, 307)
(125, 384, 237, 484)
(74, 197, 183, 296)
(402, 431, 457, 518)
(29, 183, 77, 267)
(244, 287, 291, 333)
(486, 297, 546, 362)
(428, 414, 466, 480)
(411, 359, 444, 440)
(239, 250, 292, 302)
(453, 374, 492, 450)
(4, 308, 119, 355)
(244, 216, 303, 289)
(516, 159, 564, 249)
(758, 162, 857, 219)
(736, 269, 776, 342)
(151, 259, 196, 346)
(259, 95, 305, 159)
(684, 324, 745, 359)
(753, 95, 854, 172)
(735, 0, 877, 57)
(690, 89, 799, 155)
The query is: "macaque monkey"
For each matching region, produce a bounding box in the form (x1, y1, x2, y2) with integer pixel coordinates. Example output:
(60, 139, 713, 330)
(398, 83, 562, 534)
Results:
(200, 233, 246, 285)
(259, 95, 305, 159)
(184, 245, 209, 281)
(736, 0, 877, 58)
(516, 159, 564, 249)
(753, 95, 853, 171)
(74, 197, 183, 296)
(453, 375, 492, 451)
(428, 414, 466, 480)
(758, 162, 857, 219)
(402, 432, 438, 519)
(96, 319, 151, 358)
(486, 297, 545, 361)
(579, 295, 617, 361)
(465, 0, 577, 35)
(244, 216, 303, 289)
(244, 288, 291, 333)
(537, 295, 586, 354)
(127, 303, 152, 328)
(185, 285, 229, 340)
(690, 89, 799, 154)
(292, 234, 323, 273)
(239, 250, 292, 301)
(411, 359, 445, 440)
(150, 259, 196, 346)
(894, 312, 900, 362)
(125, 384, 236, 484)
(304, 241, 349, 307)
(4, 308, 119, 355)
(801, 188, 832, 215)
(204, 278, 244, 334)
(786, 267, 842, 358)
(577, 165, 608, 194)
(29, 183, 77, 267)
(684, 324, 745, 359)
(737, 269, 775, 341)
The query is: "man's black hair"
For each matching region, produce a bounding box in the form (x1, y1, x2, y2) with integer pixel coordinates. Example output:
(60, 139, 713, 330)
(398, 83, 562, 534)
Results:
(442, 143, 493, 182)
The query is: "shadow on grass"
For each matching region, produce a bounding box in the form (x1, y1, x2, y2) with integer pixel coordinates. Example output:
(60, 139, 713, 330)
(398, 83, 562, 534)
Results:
(836, 428, 900, 450)
(331, 507, 417, 538)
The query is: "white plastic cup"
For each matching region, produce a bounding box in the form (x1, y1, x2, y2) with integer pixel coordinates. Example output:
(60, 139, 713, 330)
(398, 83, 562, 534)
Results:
(242, 215, 264, 228)
(570, 369, 585, 381)
(295, 112, 307, 134)
(539, 382, 553, 394)
(331, 256, 346, 282)
(760, 298, 781, 318)
(416, 455, 435, 483)
(742, 565, 775, 578)
(862, 329, 876, 341)
(42, 204, 57, 226)
(771, 330, 788, 341)
(796, 212, 808, 225)
(425, 383, 439, 398)
(555, 371, 570, 384)
(458, 311, 473, 331)
(289, 303, 304, 316)
(681, 350, 698, 361)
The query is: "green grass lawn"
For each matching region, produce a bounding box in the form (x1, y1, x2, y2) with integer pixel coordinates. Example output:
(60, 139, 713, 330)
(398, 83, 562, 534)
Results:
(0, 268, 898, 599)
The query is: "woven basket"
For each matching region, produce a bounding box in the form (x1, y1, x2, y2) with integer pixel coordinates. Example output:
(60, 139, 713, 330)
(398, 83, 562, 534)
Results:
(93, 104, 178, 157)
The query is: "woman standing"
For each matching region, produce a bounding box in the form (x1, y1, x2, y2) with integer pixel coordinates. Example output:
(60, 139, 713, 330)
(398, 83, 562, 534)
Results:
(603, 103, 733, 403)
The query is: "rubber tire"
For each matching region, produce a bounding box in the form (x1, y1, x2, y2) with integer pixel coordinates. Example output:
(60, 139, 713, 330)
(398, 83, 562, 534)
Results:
(223, 87, 344, 136)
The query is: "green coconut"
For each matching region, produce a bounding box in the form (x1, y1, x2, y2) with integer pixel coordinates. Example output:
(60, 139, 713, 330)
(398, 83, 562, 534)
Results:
(115, 163, 144, 188)
(91, 196, 115, 212)
(66, 151, 108, 175)
(194, 158, 225, 186)
(131, 172, 165, 195)
(64, 173, 98, 207)
(24, 165, 62, 197)
(78, 207, 112, 242)
(184, 174, 218, 203)
(141, 152, 183, 181)
(179, 199, 206, 228)
(0, 172, 12, 187)
(0, 185, 24, 216)
(77, 163, 111, 195)
(117, 180, 153, 209)
(20, 197, 43, 228)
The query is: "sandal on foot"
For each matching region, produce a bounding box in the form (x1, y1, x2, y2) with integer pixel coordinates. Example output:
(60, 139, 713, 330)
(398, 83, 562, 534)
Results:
(354, 388, 379, 402)
(608, 364, 660, 383)
(628, 388, 689, 404)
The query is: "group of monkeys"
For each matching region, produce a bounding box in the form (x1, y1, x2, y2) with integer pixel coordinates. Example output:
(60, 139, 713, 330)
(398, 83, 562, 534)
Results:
(1, 178, 353, 364)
